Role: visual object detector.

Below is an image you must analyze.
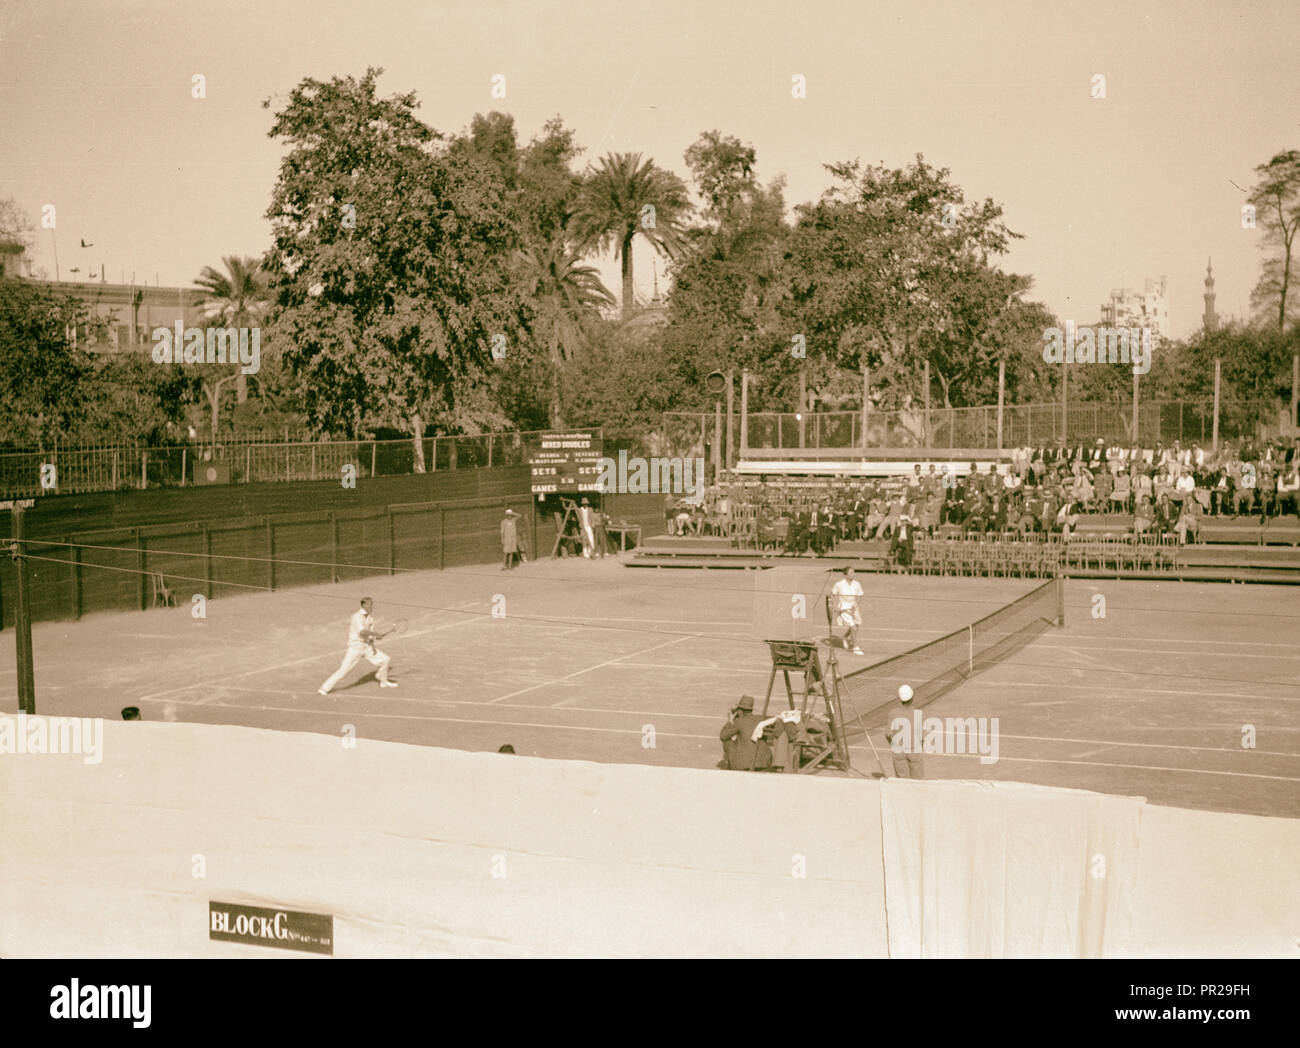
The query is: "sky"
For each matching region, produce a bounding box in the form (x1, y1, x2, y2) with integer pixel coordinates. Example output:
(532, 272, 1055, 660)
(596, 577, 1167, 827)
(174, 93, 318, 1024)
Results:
(1, 0, 1296, 339)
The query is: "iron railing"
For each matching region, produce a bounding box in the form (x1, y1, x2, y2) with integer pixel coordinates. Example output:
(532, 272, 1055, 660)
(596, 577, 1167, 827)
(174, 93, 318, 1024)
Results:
(0, 428, 596, 499)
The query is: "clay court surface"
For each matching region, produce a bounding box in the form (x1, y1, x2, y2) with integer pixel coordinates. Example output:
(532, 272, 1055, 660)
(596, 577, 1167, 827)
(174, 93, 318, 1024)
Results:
(3, 555, 1298, 819)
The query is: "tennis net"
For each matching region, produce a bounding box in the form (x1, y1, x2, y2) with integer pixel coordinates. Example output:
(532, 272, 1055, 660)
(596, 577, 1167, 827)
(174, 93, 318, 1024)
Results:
(834, 577, 1063, 738)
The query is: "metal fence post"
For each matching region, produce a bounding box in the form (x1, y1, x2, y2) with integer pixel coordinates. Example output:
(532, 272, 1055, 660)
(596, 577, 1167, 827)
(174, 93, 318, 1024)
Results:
(330, 514, 338, 583)
(136, 530, 147, 610)
(203, 524, 213, 599)
(267, 520, 275, 591)
(70, 542, 81, 620)
(371, 441, 377, 478)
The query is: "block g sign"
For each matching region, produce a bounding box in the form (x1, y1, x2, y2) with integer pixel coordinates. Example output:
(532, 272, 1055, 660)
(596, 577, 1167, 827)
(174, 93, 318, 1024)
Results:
(209, 901, 333, 956)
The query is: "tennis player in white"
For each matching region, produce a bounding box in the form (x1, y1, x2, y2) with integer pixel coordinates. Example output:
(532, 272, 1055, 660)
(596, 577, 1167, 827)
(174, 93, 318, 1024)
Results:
(318, 597, 397, 694)
(831, 566, 865, 655)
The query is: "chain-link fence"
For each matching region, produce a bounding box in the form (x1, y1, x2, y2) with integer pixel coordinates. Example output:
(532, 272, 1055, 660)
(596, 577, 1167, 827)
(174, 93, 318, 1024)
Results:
(0, 429, 572, 499)
(732, 399, 1276, 455)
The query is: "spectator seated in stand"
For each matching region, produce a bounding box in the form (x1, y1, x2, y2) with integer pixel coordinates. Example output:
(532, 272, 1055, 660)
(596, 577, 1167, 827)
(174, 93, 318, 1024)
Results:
(663, 433, 1296, 559)
(1279, 465, 1300, 517)
(1133, 494, 1155, 538)
(1174, 496, 1201, 545)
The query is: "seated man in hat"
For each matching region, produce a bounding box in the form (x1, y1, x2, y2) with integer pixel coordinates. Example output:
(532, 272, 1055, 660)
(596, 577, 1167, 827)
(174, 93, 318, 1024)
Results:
(720, 695, 769, 770)
(720, 696, 803, 772)
(889, 510, 916, 571)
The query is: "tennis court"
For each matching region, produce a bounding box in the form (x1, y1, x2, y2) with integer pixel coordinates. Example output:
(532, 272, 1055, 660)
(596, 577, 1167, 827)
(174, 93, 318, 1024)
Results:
(3, 554, 1298, 818)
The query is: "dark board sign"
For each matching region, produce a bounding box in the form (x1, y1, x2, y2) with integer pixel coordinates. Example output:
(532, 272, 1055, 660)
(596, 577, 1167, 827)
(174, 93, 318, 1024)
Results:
(529, 431, 604, 494)
(209, 901, 334, 955)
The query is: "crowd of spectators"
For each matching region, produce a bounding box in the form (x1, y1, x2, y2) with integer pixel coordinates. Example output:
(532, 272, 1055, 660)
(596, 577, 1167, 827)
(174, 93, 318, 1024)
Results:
(665, 435, 1300, 552)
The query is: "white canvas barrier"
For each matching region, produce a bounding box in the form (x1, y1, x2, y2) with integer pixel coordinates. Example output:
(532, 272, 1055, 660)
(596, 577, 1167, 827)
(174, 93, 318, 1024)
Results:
(0, 716, 1295, 957)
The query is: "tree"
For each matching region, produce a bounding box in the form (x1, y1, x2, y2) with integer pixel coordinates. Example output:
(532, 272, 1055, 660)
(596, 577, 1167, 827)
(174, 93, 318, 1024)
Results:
(1185, 321, 1298, 402)
(570, 152, 691, 321)
(0, 280, 105, 447)
(781, 155, 1023, 411)
(1248, 149, 1300, 333)
(0, 195, 37, 280)
(666, 132, 789, 410)
(684, 130, 756, 225)
(193, 255, 270, 409)
(263, 69, 526, 467)
(560, 321, 681, 444)
(516, 239, 615, 426)
(0, 195, 36, 258)
(519, 117, 584, 248)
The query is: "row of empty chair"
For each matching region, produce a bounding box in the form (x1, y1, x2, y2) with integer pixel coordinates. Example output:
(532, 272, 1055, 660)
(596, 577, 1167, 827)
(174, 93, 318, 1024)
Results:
(897, 532, 1182, 576)
(907, 534, 1065, 577)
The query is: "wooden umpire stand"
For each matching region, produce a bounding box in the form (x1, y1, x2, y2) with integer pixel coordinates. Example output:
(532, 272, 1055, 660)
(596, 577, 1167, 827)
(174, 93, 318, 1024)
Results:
(760, 639, 850, 773)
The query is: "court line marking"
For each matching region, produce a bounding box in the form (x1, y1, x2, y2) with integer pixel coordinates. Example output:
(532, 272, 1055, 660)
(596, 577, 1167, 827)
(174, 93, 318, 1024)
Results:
(862, 730, 1299, 759)
(486, 634, 698, 704)
(842, 747, 1300, 783)
(125, 697, 713, 739)
(120, 685, 1300, 749)
(509, 616, 749, 627)
(943, 678, 1300, 702)
(129, 602, 486, 704)
(105, 694, 1300, 786)
(118, 686, 1300, 762)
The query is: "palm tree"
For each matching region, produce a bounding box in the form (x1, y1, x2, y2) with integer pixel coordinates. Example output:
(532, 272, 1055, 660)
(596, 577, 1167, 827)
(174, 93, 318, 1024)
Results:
(569, 153, 691, 321)
(193, 255, 270, 406)
(518, 240, 616, 426)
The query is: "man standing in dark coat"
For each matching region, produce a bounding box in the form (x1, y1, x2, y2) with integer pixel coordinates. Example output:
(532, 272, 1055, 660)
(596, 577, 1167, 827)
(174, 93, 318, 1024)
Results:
(500, 508, 521, 570)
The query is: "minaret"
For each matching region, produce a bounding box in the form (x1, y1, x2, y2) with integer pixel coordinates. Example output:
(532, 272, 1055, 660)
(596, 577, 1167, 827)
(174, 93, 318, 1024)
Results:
(1203, 258, 1219, 332)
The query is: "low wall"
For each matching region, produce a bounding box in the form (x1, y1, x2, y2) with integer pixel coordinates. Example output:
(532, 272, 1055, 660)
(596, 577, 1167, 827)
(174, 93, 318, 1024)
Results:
(1, 718, 1294, 958)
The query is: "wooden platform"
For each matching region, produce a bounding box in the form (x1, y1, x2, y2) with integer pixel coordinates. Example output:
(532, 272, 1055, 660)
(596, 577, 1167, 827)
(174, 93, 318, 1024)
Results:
(630, 531, 1300, 583)
(1072, 513, 1300, 546)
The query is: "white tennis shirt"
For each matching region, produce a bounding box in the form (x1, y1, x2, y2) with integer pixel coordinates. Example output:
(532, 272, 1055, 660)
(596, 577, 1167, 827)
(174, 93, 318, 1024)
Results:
(348, 608, 374, 649)
(832, 578, 863, 612)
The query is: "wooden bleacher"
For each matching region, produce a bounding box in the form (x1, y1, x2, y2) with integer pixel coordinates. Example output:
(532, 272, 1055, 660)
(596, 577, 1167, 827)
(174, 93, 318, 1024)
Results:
(630, 519, 1300, 584)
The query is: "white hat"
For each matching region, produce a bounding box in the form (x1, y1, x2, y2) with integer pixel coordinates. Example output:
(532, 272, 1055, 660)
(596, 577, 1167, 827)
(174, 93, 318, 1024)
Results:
(898, 684, 914, 703)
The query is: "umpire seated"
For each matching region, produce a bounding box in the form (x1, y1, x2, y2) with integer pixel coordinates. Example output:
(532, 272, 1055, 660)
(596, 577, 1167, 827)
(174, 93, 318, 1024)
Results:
(717, 696, 806, 769)
(720, 695, 801, 771)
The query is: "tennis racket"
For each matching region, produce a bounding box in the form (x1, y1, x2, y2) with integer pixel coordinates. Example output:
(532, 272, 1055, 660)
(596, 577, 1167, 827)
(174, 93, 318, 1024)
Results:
(373, 618, 409, 640)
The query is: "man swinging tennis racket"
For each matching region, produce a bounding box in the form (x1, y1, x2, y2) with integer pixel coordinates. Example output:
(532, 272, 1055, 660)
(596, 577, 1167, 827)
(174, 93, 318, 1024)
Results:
(318, 597, 403, 694)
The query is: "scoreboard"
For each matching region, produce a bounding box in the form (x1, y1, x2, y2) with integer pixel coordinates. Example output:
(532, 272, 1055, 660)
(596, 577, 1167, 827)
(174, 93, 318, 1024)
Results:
(529, 431, 604, 494)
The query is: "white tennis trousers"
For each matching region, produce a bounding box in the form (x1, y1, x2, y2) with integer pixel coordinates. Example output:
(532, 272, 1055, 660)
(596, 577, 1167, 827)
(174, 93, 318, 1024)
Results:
(321, 643, 391, 691)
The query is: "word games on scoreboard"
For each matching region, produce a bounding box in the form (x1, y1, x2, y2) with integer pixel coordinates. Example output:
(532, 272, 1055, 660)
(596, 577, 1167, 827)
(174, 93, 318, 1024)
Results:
(529, 432, 604, 494)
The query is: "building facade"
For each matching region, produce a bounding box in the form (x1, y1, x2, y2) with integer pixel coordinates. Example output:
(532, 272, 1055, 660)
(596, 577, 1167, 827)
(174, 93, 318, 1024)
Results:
(0, 244, 205, 352)
(1099, 276, 1170, 340)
